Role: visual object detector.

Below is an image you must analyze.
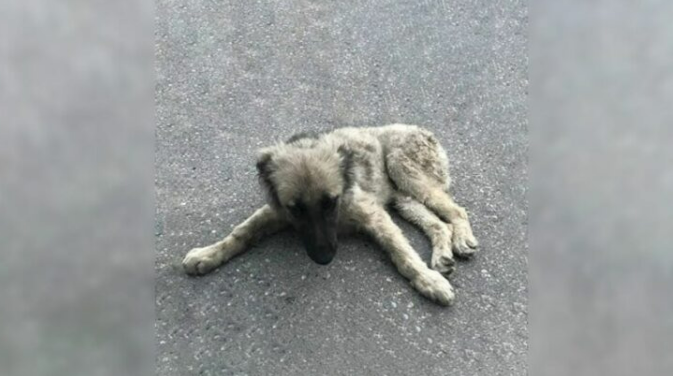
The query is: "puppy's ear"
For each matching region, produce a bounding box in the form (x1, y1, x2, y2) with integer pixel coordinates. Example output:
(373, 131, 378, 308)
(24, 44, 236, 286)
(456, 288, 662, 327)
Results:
(256, 148, 281, 207)
(337, 145, 355, 191)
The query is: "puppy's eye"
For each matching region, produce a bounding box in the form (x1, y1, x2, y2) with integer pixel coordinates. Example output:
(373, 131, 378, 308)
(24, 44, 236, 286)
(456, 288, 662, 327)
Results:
(287, 201, 306, 217)
(322, 195, 339, 211)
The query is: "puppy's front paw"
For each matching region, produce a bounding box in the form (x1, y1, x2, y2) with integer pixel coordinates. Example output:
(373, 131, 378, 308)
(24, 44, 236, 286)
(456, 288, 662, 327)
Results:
(452, 224, 478, 258)
(182, 246, 221, 276)
(411, 270, 455, 306)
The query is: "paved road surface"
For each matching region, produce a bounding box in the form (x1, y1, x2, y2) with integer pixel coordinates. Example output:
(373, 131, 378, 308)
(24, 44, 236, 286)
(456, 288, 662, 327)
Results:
(156, 1, 527, 375)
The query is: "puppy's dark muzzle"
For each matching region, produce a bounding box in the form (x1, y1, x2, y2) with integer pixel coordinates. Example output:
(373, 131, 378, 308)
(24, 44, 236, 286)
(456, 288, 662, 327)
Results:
(306, 245, 336, 265)
(298, 219, 338, 265)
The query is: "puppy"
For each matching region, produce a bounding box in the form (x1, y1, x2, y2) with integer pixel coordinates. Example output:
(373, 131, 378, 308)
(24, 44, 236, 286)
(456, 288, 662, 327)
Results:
(183, 124, 478, 305)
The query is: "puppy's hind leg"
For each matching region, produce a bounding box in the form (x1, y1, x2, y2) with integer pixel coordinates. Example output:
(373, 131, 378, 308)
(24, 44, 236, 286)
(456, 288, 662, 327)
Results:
(394, 194, 456, 277)
(182, 205, 288, 275)
(424, 189, 478, 258)
(384, 130, 478, 258)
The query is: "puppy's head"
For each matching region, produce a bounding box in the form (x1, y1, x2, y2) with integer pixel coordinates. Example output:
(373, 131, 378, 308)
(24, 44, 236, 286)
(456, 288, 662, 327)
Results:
(256, 143, 353, 265)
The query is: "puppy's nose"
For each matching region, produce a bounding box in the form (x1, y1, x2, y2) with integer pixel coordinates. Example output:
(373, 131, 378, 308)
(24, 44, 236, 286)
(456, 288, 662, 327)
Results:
(313, 256, 333, 265)
(307, 245, 336, 265)
(308, 250, 334, 265)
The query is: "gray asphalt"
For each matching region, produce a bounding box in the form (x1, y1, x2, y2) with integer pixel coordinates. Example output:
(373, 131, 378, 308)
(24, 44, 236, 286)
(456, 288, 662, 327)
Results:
(156, 1, 527, 375)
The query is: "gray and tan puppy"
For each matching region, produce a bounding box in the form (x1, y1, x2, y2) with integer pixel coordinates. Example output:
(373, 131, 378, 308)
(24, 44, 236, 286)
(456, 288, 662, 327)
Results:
(183, 124, 478, 305)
